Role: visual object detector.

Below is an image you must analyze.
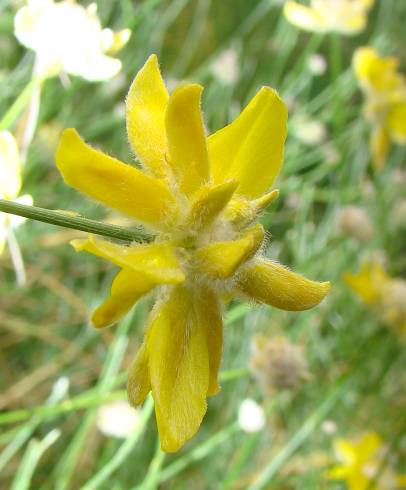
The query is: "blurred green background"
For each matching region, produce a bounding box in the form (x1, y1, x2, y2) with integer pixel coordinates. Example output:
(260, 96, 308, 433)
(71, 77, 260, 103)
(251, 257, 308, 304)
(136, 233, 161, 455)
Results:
(0, 0, 405, 488)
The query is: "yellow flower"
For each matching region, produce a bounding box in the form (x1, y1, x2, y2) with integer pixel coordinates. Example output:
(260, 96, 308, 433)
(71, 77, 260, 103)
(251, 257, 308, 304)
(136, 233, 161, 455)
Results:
(0, 131, 33, 255)
(14, 0, 130, 81)
(284, 0, 373, 35)
(344, 262, 406, 336)
(353, 47, 406, 169)
(328, 432, 405, 490)
(55, 55, 330, 452)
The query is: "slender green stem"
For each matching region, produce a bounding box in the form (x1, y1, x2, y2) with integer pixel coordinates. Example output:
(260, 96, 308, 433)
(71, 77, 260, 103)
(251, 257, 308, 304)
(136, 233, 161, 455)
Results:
(0, 76, 44, 131)
(0, 199, 151, 243)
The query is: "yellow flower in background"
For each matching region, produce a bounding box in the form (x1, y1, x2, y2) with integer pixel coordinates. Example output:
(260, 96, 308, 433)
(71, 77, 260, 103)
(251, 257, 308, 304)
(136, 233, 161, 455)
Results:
(344, 262, 406, 337)
(284, 0, 373, 35)
(14, 0, 130, 81)
(0, 131, 33, 256)
(353, 47, 406, 169)
(55, 54, 330, 452)
(328, 432, 405, 489)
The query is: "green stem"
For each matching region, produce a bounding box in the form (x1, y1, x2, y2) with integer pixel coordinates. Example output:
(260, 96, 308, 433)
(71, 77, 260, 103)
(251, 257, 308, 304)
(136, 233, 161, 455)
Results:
(0, 76, 44, 131)
(0, 199, 151, 243)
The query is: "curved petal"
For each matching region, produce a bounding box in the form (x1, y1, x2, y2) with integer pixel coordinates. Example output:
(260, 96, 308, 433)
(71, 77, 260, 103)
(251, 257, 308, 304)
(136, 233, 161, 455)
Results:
(71, 236, 185, 284)
(283, 1, 327, 32)
(91, 268, 155, 328)
(237, 258, 330, 311)
(56, 128, 178, 230)
(208, 87, 287, 198)
(196, 224, 265, 279)
(224, 189, 279, 227)
(147, 286, 210, 452)
(165, 84, 209, 195)
(128, 342, 151, 406)
(343, 262, 388, 305)
(126, 54, 169, 178)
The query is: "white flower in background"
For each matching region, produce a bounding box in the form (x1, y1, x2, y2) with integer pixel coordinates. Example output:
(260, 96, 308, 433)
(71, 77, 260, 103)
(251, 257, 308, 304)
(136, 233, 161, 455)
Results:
(211, 48, 240, 86)
(238, 399, 266, 433)
(0, 131, 33, 257)
(308, 53, 327, 76)
(97, 400, 141, 439)
(14, 0, 130, 81)
(284, 0, 374, 35)
(292, 115, 327, 145)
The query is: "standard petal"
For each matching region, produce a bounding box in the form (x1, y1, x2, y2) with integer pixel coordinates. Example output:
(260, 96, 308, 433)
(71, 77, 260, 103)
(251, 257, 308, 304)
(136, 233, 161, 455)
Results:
(147, 286, 210, 452)
(92, 268, 155, 328)
(208, 87, 287, 198)
(165, 84, 209, 195)
(283, 1, 326, 32)
(128, 342, 151, 406)
(196, 224, 265, 279)
(126, 54, 169, 178)
(237, 258, 330, 311)
(55, 128, 178, 230)
(185, 180, 238, 232)
(71, 236, 185, 284)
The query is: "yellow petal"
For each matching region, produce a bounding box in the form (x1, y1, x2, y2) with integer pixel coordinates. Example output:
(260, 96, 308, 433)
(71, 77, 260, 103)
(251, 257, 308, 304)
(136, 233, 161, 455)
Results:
(128, 342, 151, 406)
(333, 439, 356, 465)
(91, 268, 155, 328)
(387, 102, 406, 144)
(71, 236, 185, 284)
(185, 180, 238, 232)
(56, 128, 178, 230)
(356, 432, 382, 462)
(200, 288, 223, 396)
(370, 126, 390, 171)
(0, 130, 21, 199)
(208, 87, 287, 198)
(326, 464, 350, 480)
(196, 224, 265, 279)
(283, 1, 327, 32)
(126, 54, 169, 178)
(237, 258, 330, 311)
(147, 286, 209, 452)
(353, 47, 401, 93)
(165, 84, 209, 195)
(343, 262, 388, 305)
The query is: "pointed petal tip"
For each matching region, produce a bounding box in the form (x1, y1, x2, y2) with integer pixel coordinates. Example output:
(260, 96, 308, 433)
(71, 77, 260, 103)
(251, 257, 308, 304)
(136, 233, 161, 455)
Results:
(70, 238, 87, 252)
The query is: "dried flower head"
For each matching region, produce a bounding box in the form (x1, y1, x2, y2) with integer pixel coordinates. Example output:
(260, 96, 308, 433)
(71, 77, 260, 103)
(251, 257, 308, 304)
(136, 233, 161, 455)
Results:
(336, 205, 374, 242)
(250, 334, 309, 393)
(55, 55, 330, 452)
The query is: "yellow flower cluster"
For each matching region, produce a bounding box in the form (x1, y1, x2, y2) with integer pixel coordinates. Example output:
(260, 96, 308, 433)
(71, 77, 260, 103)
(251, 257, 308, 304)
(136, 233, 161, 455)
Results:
(55, 55, 330, 451)
(328, 432, 406, 489)
(353, 47, 406, 169)
(344, 262, 406, 337)
(284, 0, 374, 35)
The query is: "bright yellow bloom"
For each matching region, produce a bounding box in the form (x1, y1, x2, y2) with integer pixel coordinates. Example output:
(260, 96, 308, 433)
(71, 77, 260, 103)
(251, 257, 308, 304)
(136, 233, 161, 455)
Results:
(284, 0, 373, 35)
(328, 432, 405, 489)
(353, 47, 406, 169)
(56, 55, 330, 452)
(14, 0, 130, 81)
(0, 131, 33, 255)
(344, 262, 406, 337)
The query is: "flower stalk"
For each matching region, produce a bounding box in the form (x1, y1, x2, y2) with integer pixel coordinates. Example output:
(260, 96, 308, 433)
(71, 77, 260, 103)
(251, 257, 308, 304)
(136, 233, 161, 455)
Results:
(0, 199, 151, 243)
